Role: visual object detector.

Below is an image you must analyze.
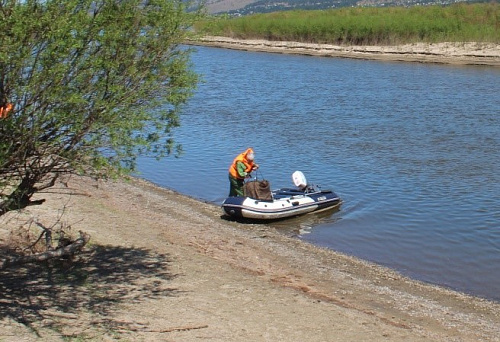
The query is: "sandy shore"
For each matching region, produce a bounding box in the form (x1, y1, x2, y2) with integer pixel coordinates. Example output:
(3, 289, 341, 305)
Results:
(189, 36, 500, 66)
(1, 175, 499, 341)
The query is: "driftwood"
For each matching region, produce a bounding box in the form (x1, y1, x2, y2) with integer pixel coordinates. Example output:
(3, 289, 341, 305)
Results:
(116, 324, 209, 333)
(0, 231, 90, 269)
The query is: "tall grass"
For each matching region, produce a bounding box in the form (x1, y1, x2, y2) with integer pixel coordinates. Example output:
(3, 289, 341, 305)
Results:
(195, 3, 500, 45)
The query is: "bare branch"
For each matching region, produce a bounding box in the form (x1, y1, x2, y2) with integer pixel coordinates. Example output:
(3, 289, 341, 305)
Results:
(0, 231, 90, 269)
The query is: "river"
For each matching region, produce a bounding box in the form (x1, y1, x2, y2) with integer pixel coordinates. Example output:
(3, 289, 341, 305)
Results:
(136, 46, 500, 302)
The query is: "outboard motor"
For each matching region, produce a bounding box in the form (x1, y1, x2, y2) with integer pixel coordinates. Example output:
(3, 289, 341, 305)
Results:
(292, 171, 307, 190)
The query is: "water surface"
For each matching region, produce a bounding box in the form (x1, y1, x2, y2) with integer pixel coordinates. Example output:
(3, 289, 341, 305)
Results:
(137, 46, 500, 301)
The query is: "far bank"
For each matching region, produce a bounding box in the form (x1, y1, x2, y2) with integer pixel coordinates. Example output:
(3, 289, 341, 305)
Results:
(187, 36, 500, 66)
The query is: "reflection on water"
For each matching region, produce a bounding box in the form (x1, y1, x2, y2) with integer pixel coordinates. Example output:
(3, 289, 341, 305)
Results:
(137, 46, 500, 302)
(268, 204, 342, 236)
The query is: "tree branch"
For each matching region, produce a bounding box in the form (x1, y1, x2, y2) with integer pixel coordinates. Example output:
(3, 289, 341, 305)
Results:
(0, 231, 90, 269)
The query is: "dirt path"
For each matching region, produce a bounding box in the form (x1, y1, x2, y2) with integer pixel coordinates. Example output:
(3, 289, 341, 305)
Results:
(188, 36, 500, 66)
(1, 176, 499, 341)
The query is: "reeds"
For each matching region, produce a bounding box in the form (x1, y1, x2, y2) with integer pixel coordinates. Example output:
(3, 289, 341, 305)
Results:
(196, 3, 500, 45)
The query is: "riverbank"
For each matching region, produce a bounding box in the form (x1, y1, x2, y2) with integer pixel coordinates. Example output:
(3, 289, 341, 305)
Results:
(189, 36, 500, 66)
(1, 175, 500, 341)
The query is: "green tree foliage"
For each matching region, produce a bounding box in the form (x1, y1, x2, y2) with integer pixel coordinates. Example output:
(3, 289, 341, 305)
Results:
(0, 0, 202, 214)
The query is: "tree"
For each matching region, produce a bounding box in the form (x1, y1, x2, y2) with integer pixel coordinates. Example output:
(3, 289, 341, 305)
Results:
(0, 0, 202, 215)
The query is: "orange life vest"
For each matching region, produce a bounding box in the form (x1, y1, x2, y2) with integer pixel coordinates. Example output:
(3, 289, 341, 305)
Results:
(0, 103, 13, 119)
(229, 148, 255, 179)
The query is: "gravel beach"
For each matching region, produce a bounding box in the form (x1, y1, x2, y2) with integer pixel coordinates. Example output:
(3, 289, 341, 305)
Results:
(1, 176, 499, 341)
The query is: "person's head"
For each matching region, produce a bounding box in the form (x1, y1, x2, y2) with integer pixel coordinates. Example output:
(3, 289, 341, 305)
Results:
(245, 148, 255, 161)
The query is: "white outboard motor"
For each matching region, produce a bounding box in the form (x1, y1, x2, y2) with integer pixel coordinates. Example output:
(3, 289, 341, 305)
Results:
(292, 171, 307, 190)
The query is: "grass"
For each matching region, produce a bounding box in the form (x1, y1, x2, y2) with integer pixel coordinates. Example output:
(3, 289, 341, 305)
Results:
(195, 3, 500, 45)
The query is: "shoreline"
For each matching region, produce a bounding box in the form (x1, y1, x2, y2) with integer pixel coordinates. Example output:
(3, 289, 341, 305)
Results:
(188, 36, 500, 66)
(1, 175, 500, 341)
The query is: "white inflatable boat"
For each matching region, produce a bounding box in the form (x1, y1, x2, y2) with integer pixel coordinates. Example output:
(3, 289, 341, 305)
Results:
(221, 171, 341, 221)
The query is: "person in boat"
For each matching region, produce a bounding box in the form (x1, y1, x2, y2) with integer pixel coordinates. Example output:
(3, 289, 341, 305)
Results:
(228, 147, 259, 197)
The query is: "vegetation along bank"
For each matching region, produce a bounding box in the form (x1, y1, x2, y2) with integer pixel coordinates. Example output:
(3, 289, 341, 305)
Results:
(195, 3, 500, 46)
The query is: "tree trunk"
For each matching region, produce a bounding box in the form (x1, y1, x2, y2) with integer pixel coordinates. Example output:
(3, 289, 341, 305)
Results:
(0, 172, 42, 215)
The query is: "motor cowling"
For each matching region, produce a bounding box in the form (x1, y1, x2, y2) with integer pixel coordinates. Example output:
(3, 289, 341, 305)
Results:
(292, 171, 307, 190)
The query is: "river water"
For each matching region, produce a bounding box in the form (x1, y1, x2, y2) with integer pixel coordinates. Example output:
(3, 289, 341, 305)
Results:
(136, 46, 500, 302)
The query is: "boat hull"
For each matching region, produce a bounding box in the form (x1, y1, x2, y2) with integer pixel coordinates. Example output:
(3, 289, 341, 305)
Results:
(221, 188, 341, 221)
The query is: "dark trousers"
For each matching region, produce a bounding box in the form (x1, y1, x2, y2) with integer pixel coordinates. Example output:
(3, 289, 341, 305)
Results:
(228, 174, 244, 197)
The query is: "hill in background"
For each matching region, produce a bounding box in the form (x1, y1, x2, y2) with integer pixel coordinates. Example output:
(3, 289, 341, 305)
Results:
(201, 0, 488, 15)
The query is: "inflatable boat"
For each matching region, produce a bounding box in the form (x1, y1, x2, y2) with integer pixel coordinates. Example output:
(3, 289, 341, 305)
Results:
(221, 171, 341, 221)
